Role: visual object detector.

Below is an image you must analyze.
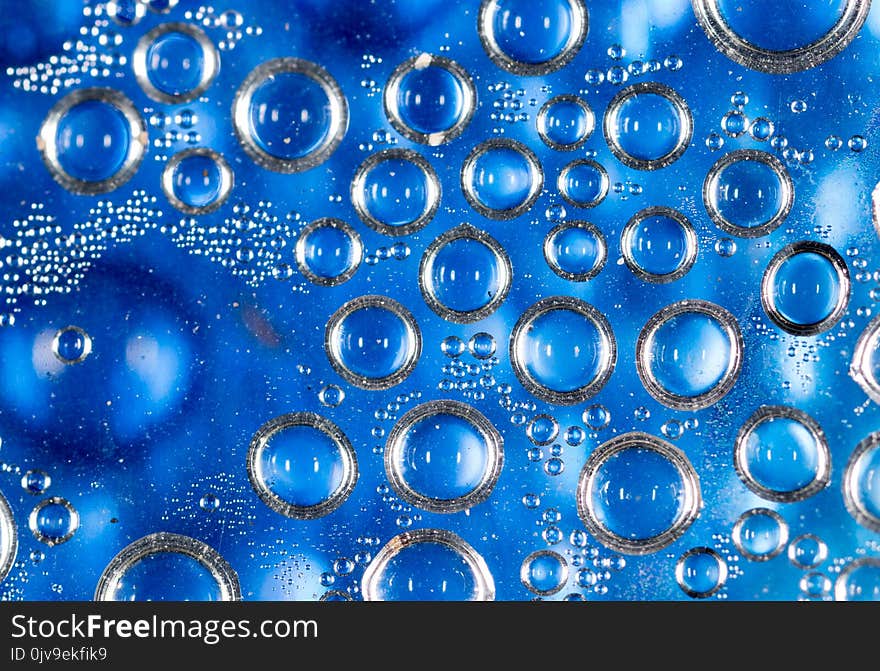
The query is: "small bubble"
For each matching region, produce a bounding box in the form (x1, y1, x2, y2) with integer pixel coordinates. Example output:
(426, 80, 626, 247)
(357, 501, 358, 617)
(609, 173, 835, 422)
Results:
(544, 457, 565, 476)
(715, 238, 737, 257)
(441, 335, 465, 358)
(790, 100, 808, 113)
(731, 91, 748, 108)
(849, 135, 868, 152)
(468, 332, 496, 359)
(634, 406, 651, 421)
(608, 44, 626, 60)
(706, 133, 725, 151)
(199, 493, 220, 512)
(21, 470, 51, 495)
(825, 135, 843, 151)
(583, 404, 611, 430)
(318, 384, 346, 407)
(661, 419, 683, 440)
(522, 493, 541, 509)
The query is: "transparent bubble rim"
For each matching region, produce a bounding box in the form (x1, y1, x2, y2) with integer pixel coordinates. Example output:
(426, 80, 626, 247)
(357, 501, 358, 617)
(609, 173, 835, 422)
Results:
(384, 399, 504, 514)
(383, 54, 477, 146)
(761, 240, 851, 336)
(161, 147, 234, 215)
(418, 223, 512, 323)
(557, 159, 609, 209)
(691, 0, 871, 74)
(842, 431, 880, 532)
(702, 149, 794, 238)
(787, 533, 829, 569)
(461, 138, 544, 221)
(731, 507, 789, 562)
(133, 22, 220, 104)
(351, 148, 441, 235)
(734, 405, 831, 503)
(537, 94, 595, 151)
(325, 295, 422, 390)
(28, 496, 79, 547)
(51, 325, 93, 365)
(94, 532, 241, 601)
(361, 528, 495, 601)
(675, 546, 727, 598)
(37, 87, 148, 195)
(247, 411, 359, 520)
(851, 314, 880, 404)
(621, 206, 698, 284)
(834, 556, 880, 601)
(294, 217, 364, 287)
(576, 431, 702, 556)
(543, 220, 607, 282)
(527, 413, 559, 446)
(520, 549, 568, 596)
(0, 489, 17, 585)
(509, 295, 617, 405)
(602, 82, 693, 171)
(232, 57, 349, 173)
(477, 0, 589, 76)
(636, 299, 743, 410)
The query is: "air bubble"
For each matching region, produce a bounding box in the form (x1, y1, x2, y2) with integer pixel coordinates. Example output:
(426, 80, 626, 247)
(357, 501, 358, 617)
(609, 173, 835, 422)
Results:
(834, 557, 880, 601)
(233, 58, 349, 173)
(735, 406, 830, 503)
(325, 295, 421, 390)
(133, 23, 219, 103)
(510, 296, 616, 405)
(576, 432, 701, 555)
(95, 532, 240, 601)
(247, 412, 358, 519)
(0, 490, 16, 584)
(384, 400, 503, 513)
(419, 225, 511, 323)
(383, 54, 476, 145)
(603, 82, 693, 170)
(21, 470, 51, 495)
(461, 139, 543, 220)
(352, 149, 441, 235)
(362, 529, 495, 601)
(543, 221, 607, 282)
(295, 218, 363, 286)
(478, 0, 589, 75)
(788, 534, 828, 569)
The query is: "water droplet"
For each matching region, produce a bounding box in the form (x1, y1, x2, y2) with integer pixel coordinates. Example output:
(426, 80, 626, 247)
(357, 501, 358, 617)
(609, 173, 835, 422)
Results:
(521, 550, 568, 595)
(761, 241, 850, 335)
(419, 225, 511, 322)
(133, 23, 219, 103)
(478, 0, 588, 75)
(843, 432, 880, 531)
(511, 297, 616, 405)
(537, 94, 594, 150)
(834, 557, 880, 601)
(732, 508, 788, 561)
(583, 404, 611, 430)
(352, 149, 440, 235)
(621, 207, 697, 283)
(318, 384, 346, 408)
(703, 150, 793, 237)
(199, 493, 220, 512)
(51, 325, 92, 364)
(38, 88, 146, 194)
(362, 529, 494, 601)
(161, 148, 233, 214)
(544, 221, 607, 282)
(247, 412, 358, 519)
(21, 469, 51, 495)
(558, 159, 609, 208)
(441, 335, 466, 358)
(384, 400, 503, 513)
(233, 58, 348, 172)
(325, 295, 421, 389)
(462, 139, 543, 219)
(637, 300, 743, 410)
(295, 218, 363, 286)
(735, 406, 830, 502)
(675, 547, 727, 598)
(603, 82, 692, 170)
(29, 497, 79, 546)
(468, 332, 497, 359)
(384, 54, 476, 145)
(95, 533, 240, 601)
